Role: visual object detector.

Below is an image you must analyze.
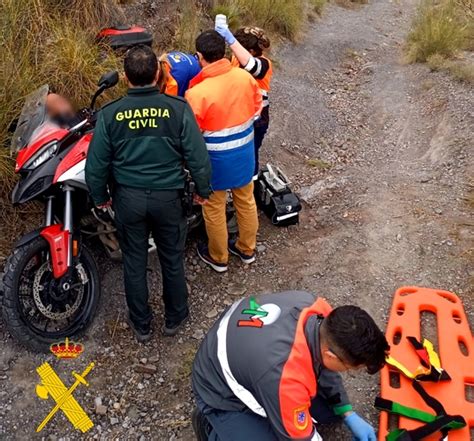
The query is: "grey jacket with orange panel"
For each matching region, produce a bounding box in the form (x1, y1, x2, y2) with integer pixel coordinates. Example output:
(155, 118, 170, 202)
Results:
(192, 291, 352, 441)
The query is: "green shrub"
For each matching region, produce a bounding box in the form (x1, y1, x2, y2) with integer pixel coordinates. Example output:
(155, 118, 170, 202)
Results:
(174, 0, 204, 52)
(211, 4, 242, 29)
(211, 0, 305, 40)
(0, 0, 123, 147)
(309, 0, 327, 15)
(427, 53, 449, 70)
(0, 0, 125, 255)
(427, 54, 474, 83)
(406, 0, 469, 62)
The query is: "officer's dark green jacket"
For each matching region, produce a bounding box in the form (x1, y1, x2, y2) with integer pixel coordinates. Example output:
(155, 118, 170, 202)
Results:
(85, 86, 211, 205)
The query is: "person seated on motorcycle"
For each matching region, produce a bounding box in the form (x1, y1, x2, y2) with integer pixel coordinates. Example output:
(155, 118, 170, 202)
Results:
(191, 291, 389, 441)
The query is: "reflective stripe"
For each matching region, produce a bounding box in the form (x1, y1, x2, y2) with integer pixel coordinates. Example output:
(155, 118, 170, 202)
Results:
(261, 89, 269, 107)
(244, 57, 257, 73)
(216, 301, 268, 418)
(253, 58, 263, 77)
(204, 119, 255, 152)
(205, 132, 254, 152)
(311, 429, 323, 441)
(203, 118, 254, 139)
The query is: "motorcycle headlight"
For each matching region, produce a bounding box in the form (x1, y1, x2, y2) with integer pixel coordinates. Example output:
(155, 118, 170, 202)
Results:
(25, 141, 58, 169)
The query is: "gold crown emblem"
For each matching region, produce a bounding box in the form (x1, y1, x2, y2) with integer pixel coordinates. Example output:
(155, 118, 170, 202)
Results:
(50, 337, 84, 359)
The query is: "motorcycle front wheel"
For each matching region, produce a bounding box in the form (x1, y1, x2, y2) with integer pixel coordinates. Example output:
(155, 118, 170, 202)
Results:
(1, 236, 100, 352)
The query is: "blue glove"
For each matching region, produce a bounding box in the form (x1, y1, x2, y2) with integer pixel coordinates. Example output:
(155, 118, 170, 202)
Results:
(215, 23, 236, 45)
(344, 412, 376, 441)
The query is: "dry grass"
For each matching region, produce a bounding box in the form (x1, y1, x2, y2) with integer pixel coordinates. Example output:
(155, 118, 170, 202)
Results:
(427, 53, 474, 83)
(309, 0, 328, 15)
(0, 0, 125, 255)
(211, 0, 306, 40)
(174, 0, 207, 52)
(307, 158, 332, 169)
(406, 0, 471, 62)
(0, 0, 124, 145)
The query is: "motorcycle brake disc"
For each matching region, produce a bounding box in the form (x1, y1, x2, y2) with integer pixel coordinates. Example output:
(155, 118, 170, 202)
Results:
(32, 261, 86, 320)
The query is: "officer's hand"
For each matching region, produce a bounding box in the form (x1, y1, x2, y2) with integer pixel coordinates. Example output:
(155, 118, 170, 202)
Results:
(97, 200, 112, 210)
(344, 412, 376, 441)
(194, 195, 209, 206)
(215, 22, 236, 45)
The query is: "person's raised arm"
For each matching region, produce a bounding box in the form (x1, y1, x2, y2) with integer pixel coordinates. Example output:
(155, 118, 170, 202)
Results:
(215, 21, 270, 80)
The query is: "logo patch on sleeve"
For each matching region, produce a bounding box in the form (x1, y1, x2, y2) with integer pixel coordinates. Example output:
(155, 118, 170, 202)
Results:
(294, 406, 309, 431)
(237, 297, 281, 328)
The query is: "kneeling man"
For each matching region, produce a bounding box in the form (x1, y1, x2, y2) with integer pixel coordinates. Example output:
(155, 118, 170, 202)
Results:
(192, 291, 389, 441)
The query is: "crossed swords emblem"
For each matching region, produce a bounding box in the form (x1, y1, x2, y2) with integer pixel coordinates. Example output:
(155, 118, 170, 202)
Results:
(35, 362, 95, 432)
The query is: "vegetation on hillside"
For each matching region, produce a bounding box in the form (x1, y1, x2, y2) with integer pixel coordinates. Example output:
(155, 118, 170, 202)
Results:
(0, 0, 124, 148)
(0, 0, 125, 255)
(406, 0, 474, 82)
(211, 0, 307, 40)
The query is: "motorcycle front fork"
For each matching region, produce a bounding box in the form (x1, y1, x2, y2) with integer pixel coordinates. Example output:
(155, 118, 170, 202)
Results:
(44, 185, 75, 268)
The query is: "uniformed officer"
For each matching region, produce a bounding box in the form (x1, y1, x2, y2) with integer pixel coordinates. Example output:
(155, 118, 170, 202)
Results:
(85, 45, 211, 342)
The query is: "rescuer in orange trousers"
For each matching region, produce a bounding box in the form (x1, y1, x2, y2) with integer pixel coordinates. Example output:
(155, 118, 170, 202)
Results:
(185, 30, 263, 273)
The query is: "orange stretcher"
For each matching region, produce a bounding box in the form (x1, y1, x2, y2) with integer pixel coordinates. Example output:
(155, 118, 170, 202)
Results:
(379, 286, 474, 441)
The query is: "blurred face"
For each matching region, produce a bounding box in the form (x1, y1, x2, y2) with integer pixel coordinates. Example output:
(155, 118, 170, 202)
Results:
(46, 94, 74, 118)
(320, 344, 364, 372)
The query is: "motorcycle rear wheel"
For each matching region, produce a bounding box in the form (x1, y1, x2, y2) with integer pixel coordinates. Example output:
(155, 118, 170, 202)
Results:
(2, 236, 100, 352)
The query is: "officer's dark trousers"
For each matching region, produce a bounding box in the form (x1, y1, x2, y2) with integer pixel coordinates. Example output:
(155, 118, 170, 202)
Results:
(197, 393, 340, 441)
(113, 185, 188, 328)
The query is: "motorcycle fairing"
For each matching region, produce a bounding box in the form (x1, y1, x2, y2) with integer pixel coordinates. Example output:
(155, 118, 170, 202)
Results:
(15, 127, 69, 172)
(53, 133, 91, 186)
(40, 224, 69, 279)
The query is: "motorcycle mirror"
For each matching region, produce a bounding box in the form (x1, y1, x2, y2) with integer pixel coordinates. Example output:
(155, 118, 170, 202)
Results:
(97, 71, 119, 89)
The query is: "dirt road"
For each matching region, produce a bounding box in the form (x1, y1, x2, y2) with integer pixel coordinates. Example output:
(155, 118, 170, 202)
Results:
(0, 0, 472, 439)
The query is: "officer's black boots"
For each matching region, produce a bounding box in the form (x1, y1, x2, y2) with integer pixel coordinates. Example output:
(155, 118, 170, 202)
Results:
(162, 311, 189, 337)
(126, 316, 152, 343)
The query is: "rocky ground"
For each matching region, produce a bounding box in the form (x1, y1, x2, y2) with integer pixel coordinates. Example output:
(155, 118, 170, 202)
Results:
(0, 0, 473, 439)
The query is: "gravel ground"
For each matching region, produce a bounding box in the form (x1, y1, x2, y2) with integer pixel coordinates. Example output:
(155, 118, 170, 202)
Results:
(0, 0, 473, 439)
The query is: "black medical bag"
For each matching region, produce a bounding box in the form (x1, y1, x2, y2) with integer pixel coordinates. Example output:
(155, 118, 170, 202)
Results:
(255, 164, 302, 226)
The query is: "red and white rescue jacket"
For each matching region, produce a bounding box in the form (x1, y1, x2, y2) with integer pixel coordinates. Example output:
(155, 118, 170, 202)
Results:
(192, 292, 352, 441)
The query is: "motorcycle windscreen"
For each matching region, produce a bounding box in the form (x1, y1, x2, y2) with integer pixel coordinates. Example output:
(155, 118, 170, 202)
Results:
(11, 85, 49, 153)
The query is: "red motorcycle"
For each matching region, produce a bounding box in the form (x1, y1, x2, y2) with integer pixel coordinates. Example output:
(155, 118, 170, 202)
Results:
(2, 72, 122, 352)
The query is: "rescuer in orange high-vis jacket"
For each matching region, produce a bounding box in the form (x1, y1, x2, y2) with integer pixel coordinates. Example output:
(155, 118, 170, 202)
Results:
(191, 292, 390, 441)
(185, 30, 262, 273)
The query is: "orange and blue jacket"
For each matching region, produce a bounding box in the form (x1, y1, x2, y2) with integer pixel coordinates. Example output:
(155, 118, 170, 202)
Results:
(192, 292, 352, 440)
(185, 58, 262, 190)
(163, 52, 201, 97)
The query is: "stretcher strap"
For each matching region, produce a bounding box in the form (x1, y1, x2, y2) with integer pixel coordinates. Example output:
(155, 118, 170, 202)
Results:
(385, 356, 430, 379)
(374, 397, 436, 423)
(411, 380, 445, 416)
(406, 337, 431, 368)
(386, 415, 466, 440)
(407, 337, 451, 382)
(382, 382, 466, 440)
(385, 337, 450, 382)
